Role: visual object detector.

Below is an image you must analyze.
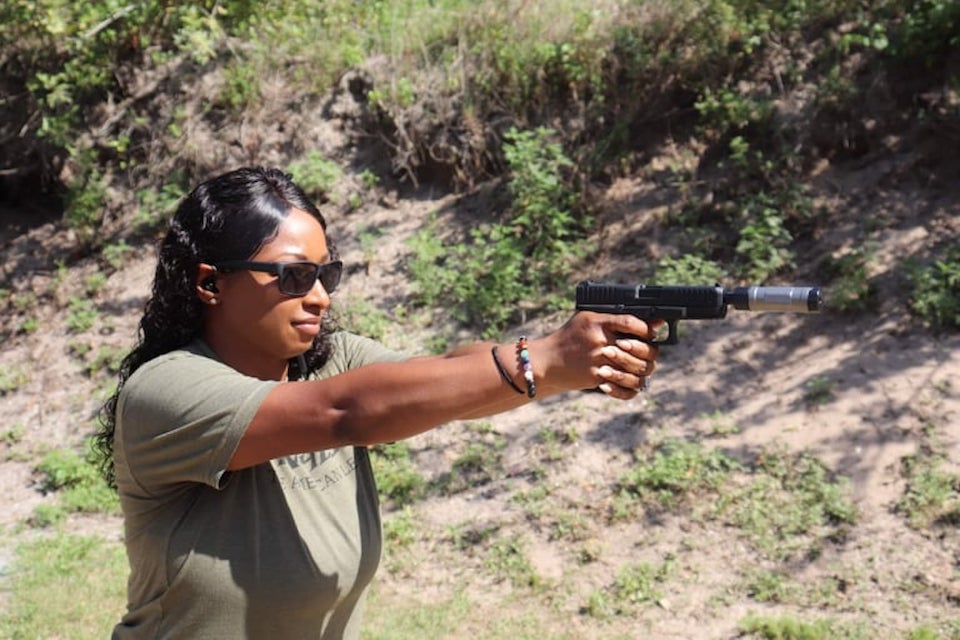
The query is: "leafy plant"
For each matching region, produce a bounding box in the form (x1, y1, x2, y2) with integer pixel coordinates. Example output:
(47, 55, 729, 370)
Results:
(907, 247, 960, 331)
(287, 151, 343, 202)
(485, 536, 540, 588)
(717, 447, 857, 560)
(35, 441, 120, 520)
(896, 453, 960, 529)
(802, 376, 836, 408)
(436, 438, 507, 494)
(615, 439, 740, 515)
(585, 559, 673, 618)
(369, 441, 425, 507)
(655, 255, 727, 285)
(738, 612, 867, 640)
(66, 297, 98, 333)
(407, 127, 588, 336)
(736, 194, 796, 282)
(337, 298, 393, 342)
(818, 250, 878, 313)
(0, 366, 28, 394)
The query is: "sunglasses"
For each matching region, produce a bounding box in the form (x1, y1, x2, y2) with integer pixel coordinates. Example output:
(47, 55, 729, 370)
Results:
(214, 260, 343, 296)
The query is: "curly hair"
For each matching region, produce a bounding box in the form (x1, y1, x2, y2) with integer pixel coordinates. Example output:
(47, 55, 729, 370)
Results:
(94, 167, 337, 487)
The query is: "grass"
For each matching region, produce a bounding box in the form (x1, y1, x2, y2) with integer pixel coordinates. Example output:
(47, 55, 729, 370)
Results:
(0, 533, 127, 639)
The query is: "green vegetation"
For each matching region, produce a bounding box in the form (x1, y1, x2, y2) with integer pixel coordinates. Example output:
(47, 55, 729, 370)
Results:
(614, 440, 856, 561)
(0, 367, 28, 395)
(897, 451, 960, 529)
(614, 438, 740, 515)
(33, 442, 120, 526)
(408, 126, 585, 337)
(738, 612, 871, 640)
(0, 534, 126, 639)
(585, 558, 674, 618)
(908, 246, 960, 331)
(370, 441, 426, 508)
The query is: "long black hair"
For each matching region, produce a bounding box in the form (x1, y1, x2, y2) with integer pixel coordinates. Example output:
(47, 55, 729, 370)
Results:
(95, 167, 336, 487)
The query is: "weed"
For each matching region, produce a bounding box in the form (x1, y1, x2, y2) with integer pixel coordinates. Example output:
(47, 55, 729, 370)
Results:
(102, 240, 134, 271)
(700, 410, 742, 436)
(585, 558, 673, 618)
(743, 568, 799, 603)
(66, 297, 98, 333)
(818, 250, 878, 313)
(896, 453, 960, 529)
(614, 439, 740, 516)
(370, 442, 425, 508)
(736, 194, 796, 282)
(287, 151, 343, 202)
(136, 179, 186, 230)
(85, 345, 127, 378)
(437, 438, 506, 494)
(34, 442, 120, 519)
(802, 376, 836, 408)
(717, 447, 857, 561)
(219, 60, 261, 113)
(448, 522, 499, 552)
(84, 273, 108, 296)
(907, 246, 960, 331)
(19, 317, 39, 334)
(485, 536, 540, 588)
(2, 422, 26, 446)
(382, 506, 419, 550)
(654, 255, 727, 285)
(407, 126, 588, 336)
(537, 424, 578, 461)
(0, 366, 28, 394)
(738, 612, 871, 640)
(64, 169, 107, 238)
(337, 298, 393, 342)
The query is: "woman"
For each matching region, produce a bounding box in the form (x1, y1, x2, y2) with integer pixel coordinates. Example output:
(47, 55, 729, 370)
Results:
(96, 166, 659, 639)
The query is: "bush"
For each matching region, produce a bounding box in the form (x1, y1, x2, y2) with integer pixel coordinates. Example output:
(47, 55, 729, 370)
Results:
(908, 247, 960, 331)
(408, 127, 588, 337)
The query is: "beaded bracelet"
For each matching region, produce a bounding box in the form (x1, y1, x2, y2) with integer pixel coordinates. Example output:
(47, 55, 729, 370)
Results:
(516, 336, 536, 398)
(491, 346, 524, 395)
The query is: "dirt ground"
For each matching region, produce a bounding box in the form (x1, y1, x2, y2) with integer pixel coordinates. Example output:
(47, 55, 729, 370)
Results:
(1, 125, 959, 638)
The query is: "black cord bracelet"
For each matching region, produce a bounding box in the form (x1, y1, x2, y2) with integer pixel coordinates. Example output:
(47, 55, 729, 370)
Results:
(491, 346, 525, 395)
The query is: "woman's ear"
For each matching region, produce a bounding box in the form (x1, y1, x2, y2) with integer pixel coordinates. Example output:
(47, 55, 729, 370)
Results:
(195, 264, 219, 305)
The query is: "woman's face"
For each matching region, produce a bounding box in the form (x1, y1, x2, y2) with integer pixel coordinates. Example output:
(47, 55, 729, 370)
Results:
(204, 208, 333, 379)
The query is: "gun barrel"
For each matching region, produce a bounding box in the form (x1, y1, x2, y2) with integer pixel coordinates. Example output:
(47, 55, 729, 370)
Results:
(726, 286, 821, 312)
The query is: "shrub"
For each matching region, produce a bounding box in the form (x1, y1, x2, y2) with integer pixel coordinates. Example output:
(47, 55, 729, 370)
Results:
(907, 247, 960, 331)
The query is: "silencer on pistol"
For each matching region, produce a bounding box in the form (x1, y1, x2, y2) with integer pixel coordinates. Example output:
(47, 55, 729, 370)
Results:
(725, 286, 822, 313)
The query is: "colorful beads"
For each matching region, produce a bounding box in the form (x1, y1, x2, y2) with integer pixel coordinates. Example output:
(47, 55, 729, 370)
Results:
(517, 336, 536, 398)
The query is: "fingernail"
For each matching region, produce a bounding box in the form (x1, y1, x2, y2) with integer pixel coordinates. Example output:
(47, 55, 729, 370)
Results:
(615, 339, 632, 350)
(601, 345, 617, 358)
(598, 383, 613, 394)
(598, 365, 614, 378)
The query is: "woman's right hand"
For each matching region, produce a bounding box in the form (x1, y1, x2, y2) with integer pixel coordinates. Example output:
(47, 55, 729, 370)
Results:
(533, 311, 661, 399)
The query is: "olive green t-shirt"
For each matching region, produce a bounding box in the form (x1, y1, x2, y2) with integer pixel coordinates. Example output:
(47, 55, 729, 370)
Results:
(112, 332, 405, 639)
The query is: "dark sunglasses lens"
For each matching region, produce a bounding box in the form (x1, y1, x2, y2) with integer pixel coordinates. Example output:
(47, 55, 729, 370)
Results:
(318, 261, 342, 293)
(279, 262, 342, 295)
(281, 264, 320, 295)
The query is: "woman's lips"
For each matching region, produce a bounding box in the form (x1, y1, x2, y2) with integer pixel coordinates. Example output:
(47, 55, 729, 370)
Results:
(292, 319, 320, 337)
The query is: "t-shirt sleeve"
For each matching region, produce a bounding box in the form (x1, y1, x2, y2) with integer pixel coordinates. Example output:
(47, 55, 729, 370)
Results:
(318, 332, 407, 377)
(116, 352, 278, 493)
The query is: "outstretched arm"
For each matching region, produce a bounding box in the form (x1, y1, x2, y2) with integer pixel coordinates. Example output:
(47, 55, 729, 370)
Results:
(228, 312, 659, 470)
